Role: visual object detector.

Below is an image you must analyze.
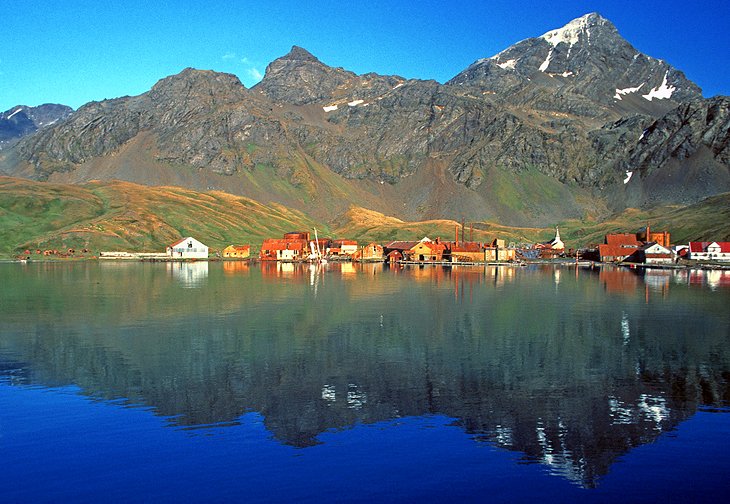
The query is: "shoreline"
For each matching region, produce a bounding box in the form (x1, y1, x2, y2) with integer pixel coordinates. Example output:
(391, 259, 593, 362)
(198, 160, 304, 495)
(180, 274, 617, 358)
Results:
(3, 256, 730, 271)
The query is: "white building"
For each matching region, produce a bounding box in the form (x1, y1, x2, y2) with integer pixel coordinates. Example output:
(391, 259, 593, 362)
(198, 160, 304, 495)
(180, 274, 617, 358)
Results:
(549, 227, 565, 250)
(641, 242, 674, 264)
(167, 237, 209, 259)
(688, 242, 730, 262)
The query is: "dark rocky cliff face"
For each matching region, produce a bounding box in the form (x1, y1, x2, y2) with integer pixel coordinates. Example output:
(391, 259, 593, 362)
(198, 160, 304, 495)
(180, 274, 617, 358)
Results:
(1, 13, 728, 225)
(253, 46, 405, 106)
(616, 96, 730, 208)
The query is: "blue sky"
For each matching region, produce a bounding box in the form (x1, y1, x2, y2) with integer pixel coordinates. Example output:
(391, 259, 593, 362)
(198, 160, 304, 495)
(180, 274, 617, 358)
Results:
(1, 0, 728, 111)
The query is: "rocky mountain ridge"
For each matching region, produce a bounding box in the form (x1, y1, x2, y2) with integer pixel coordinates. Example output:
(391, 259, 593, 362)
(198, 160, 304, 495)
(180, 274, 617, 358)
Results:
(0, 104, 73, 150)
(1, 13, 728, 226)
(450, 13, 701, 115)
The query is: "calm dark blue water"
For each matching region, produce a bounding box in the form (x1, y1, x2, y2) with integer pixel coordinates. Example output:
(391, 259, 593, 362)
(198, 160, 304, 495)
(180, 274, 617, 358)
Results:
(1, 261, 729, 502)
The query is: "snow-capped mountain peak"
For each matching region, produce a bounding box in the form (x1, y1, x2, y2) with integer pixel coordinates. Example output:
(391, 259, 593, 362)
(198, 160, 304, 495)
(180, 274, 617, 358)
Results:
(448, 12, 701, 109)
(540, 12, 613, 48)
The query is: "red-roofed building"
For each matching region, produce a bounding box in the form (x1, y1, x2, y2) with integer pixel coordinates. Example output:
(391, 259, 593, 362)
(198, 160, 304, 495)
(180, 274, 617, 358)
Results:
(407, 239, 449, 262)
(451, 242, 484, 263)
(259, 238, 307, 261)
(386, 250, 404, 263)
(688, 242, 730, 262)
(383, 240, 420, 254)
(597, 227, 676, 263)
(598, 233, 642, 262)
(330, 239, 358, 257)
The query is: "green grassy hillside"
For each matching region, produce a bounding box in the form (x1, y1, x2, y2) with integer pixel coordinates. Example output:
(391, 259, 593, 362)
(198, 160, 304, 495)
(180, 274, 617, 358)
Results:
(0, 177, 324, 257)
(554, 193, 730, 247)
(333, 193, 730, 249)
(1, 176, 728, 258)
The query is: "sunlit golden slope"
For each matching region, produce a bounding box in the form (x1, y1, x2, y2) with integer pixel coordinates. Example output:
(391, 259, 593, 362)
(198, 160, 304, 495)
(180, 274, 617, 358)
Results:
(1, 176, 728, 257)
(0, 176, 322, 255)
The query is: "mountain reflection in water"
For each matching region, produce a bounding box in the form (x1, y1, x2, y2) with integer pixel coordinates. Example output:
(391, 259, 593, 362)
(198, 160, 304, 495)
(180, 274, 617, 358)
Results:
(1, 262, 729, 488)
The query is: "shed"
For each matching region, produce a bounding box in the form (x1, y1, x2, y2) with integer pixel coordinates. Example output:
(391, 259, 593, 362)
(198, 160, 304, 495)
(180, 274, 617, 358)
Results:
(222, 245, 250, 259)
(354, 243, 384, 262)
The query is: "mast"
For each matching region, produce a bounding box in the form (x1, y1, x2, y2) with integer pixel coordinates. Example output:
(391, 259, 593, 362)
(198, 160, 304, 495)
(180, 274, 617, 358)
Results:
(314, 228, 323, 261)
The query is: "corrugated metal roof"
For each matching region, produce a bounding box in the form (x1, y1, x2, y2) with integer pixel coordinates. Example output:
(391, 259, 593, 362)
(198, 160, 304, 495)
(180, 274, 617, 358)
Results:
(384, 241, 419, 250)
(605, 234, 641, 247)
(260, 239, 306, 251)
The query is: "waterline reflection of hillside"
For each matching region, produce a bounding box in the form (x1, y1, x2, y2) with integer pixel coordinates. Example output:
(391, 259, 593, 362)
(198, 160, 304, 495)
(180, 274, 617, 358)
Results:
(0, 262, 729, 488)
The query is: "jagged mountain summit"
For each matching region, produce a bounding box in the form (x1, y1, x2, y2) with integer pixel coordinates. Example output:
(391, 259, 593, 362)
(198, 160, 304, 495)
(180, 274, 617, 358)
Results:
(0, 13, 728, 227)
(253, 46, 405, 106)
(449, 13, 702, 117)
(0, 104, 73, 150)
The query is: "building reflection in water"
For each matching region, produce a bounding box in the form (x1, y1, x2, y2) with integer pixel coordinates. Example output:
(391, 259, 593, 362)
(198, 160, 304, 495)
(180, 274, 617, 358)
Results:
(596, 265, 730, 296)
(694, 269, 730, 291)
(167, 261, 208, 287)
(222, 261, 250, 276)
(1, 262, 729, 488)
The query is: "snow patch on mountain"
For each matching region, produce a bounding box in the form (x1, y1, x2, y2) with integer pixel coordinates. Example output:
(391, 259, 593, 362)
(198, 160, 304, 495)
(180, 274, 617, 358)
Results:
(497, 59, 517, 70)
(323, 105, 338, 112)
(6, 108, 22, 120)
(614, 83, 645, 100)
(642, 72, 675, 101)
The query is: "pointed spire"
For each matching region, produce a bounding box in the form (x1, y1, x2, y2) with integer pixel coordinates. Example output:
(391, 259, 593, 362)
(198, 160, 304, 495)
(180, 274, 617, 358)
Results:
(551, 226, 564, 250)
